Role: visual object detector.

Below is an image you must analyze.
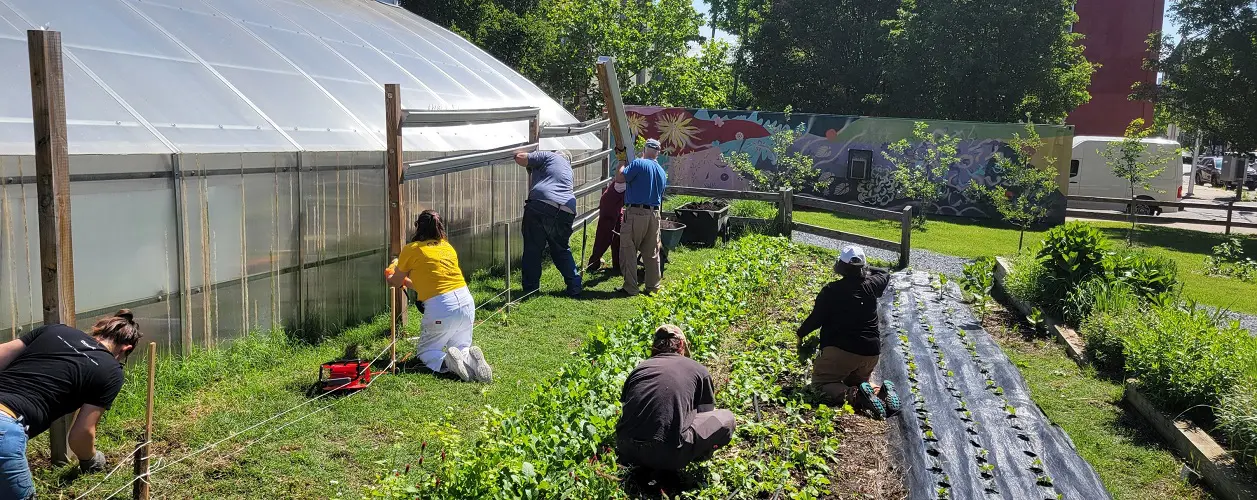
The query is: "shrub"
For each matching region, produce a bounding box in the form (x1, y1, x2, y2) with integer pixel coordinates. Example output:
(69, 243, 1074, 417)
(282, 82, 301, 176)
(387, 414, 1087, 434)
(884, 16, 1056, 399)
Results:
(1105, 246, 1179, 301)
(960, 257, 995, 319)
(1217, 383, 1257, 474)
(1004, 252, 1053, 310)
(1124, 304, 1257, 417)
(1205, 237, 1257, 281)
(1076, 282, 1142, 373)
(1036, 221, 1108, 287)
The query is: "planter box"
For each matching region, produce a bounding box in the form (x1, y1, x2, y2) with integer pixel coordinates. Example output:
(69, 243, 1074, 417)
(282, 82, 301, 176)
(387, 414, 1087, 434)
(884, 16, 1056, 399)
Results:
(993, 257, 1087, 363)
(674, 201, 730, 247)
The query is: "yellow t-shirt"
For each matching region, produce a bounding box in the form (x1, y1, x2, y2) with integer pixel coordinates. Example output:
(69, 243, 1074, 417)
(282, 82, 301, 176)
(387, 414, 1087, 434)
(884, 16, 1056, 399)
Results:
(395, 239, 466, 302)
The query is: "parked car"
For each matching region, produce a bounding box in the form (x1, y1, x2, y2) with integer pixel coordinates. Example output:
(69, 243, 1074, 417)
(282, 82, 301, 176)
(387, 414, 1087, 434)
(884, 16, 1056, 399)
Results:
(1069, 136, 1183, 215)
(1195, 156, 1222, 186)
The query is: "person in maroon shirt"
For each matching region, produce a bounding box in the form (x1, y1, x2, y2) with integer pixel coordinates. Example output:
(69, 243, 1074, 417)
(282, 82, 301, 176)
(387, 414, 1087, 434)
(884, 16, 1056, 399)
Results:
(586, 177, 626, 273)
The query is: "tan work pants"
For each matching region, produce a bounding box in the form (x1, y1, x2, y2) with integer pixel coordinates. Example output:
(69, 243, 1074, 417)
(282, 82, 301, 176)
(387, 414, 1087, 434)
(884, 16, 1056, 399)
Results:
(812, 346, 879, 403)
(620, 206, 661, 295)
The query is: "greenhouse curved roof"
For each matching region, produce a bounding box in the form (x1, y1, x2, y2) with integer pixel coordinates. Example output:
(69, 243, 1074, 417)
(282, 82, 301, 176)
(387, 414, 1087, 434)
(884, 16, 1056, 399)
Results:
(0, 0, 595, 155)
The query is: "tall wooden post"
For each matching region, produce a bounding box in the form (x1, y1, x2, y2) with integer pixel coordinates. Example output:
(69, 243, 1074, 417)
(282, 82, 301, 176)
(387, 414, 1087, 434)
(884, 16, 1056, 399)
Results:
(595, 57, 636, 165)
(385, 85, 406, 328)
(899, 206, 913, 269)
(777, 188, 793, 236)
(133, 342, 156, 500)
(388, 287, 397, 373)
(29, 29, 75, 465)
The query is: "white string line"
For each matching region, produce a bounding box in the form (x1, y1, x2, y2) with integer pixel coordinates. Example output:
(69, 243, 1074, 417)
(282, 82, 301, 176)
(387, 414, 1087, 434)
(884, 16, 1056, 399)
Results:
(133, 338, 396, 484)
(72, 440, 152, 500)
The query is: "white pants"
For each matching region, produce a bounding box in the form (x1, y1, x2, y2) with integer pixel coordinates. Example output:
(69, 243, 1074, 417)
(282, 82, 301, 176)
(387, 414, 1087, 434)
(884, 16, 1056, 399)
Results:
(416, 286, 475, 372)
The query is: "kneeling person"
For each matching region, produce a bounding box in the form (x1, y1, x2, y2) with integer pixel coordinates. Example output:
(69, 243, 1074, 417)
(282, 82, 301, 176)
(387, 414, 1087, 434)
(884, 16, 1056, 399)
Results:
(0, 310, 142, 499)
(616, 325, 735, 472)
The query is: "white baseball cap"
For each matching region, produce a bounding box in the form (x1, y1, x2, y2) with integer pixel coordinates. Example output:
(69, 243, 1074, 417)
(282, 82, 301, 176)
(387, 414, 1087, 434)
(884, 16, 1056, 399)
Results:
(839, 245, 866, 266)
(645, 138, 662, 150)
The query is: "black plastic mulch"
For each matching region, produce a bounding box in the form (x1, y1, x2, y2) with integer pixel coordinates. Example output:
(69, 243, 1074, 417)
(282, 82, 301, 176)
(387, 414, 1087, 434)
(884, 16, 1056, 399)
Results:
(877, 271, 1110, 500)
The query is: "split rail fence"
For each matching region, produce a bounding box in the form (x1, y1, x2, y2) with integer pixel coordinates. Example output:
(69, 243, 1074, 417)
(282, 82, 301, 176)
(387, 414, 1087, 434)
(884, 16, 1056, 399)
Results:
(1067, 195, 1257, 234)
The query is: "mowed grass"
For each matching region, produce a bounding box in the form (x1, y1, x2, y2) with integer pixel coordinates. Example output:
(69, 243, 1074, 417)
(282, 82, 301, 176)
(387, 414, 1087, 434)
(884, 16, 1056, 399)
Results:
(33, 223, 729, 498)
(986, 312, 1208, 500)
(794, 210, 1257, 314)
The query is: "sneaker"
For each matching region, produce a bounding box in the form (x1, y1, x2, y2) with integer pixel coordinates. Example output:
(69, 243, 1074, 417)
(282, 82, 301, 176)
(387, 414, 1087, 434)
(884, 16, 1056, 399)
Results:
(878, 380, 902, 416)
(467, 346, 494, 383)
(858, 382, 887, 420)
(443, 346, 474, 382)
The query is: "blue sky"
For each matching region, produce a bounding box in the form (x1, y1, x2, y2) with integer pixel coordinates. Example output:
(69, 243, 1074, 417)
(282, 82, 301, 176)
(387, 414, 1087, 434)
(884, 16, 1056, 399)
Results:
(689, 0, 1179, 47)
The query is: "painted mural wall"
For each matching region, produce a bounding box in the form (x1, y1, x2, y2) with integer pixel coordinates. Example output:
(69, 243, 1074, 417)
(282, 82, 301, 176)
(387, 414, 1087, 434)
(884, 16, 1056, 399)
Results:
(624, 106, 1074, 221)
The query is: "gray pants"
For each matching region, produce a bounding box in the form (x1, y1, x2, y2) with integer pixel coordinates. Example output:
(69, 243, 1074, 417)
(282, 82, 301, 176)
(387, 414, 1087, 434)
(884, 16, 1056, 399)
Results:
(616, 409, 736, 471)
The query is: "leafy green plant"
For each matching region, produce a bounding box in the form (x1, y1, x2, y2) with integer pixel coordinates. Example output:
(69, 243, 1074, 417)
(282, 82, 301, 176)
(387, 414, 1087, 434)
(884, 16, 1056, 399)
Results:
(1036, 222, 1108, 287)
(723, 106, 830, 194)
(960, 257, 996, 319)
(1217, 383, 1257, 474)
(968, 120, 1061, 252)
(1104, 246, 1179, 300)
(1205, 237, 1257, 281)
(883, 122, 962, 228)
(1099, 118, 1177, 244)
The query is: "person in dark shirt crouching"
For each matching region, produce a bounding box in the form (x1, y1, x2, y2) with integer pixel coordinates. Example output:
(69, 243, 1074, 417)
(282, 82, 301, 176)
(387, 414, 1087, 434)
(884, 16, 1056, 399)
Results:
(616, 325, 735, 482)
(797, 246, 901, 419)
(0, 310, 141, 499)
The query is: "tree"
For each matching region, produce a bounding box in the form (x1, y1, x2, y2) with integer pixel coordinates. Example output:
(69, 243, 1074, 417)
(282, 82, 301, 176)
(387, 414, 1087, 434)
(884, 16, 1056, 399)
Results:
(883, 0, 1094, 123)
(740, 0, 897, 114)
(623, 41, 735, 109)
(1137, 0, 1257, 151)
(1101, 118, 1178, 243)
(723, 107, 830, 193)
(883, 122, 961, 228)
(969, 121, 1060, 251)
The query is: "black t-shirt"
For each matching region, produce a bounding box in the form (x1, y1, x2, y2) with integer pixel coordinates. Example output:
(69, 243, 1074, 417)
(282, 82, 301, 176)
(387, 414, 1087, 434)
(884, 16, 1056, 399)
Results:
(798, 268, 891, 356)
(0, 324, 124, 437)
(616, 353, 715, 446)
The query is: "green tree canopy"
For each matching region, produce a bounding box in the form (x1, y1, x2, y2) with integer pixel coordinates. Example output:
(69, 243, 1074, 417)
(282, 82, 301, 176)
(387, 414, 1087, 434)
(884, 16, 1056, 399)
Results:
(623, 40, 735, 109)
(1138, 0, 1257, 151)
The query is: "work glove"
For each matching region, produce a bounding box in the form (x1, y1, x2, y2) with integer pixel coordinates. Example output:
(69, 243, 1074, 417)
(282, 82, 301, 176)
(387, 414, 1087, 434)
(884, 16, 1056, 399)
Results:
(80, 450, 106, 474)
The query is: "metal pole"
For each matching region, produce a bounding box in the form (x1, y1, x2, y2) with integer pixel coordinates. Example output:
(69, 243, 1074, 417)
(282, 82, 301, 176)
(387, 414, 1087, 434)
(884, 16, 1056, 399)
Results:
(1187, 133, 1201, 197)
(1227, 201, 1234, 235)
(28, 29, 75, 465)
(133, 342, 156, 500)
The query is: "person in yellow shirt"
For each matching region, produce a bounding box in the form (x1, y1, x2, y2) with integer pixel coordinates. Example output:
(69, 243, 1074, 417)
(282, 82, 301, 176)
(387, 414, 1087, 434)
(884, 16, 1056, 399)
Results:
(386, 210, 491, 383)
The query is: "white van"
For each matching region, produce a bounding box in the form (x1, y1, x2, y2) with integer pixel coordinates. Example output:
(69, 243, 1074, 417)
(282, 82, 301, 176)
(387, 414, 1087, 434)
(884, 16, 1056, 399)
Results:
(1068, 136, 1183, 215)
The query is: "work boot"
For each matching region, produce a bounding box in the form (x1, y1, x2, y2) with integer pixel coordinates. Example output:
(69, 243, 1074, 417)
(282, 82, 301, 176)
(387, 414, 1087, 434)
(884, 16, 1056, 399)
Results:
(467, 346, 494, 383)
(857, 382, 887, 420)
(443, 347, 474, 382)
(878, 380, 902, 416)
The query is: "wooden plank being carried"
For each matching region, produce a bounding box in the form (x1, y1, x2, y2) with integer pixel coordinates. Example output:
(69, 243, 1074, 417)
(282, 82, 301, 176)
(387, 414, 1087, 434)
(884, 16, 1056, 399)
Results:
(793, 195, 902, 221)
(794, 222, 901, 252)
(665, 185, 779, 202)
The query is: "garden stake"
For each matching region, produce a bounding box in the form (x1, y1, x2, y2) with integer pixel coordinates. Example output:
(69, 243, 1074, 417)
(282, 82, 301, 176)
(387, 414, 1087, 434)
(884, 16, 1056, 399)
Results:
(134, 342, 156, 500)
(389, 286, 397, 373)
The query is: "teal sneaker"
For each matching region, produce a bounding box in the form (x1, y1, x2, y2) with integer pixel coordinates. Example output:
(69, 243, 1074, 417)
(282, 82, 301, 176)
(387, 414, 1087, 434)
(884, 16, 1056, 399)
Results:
(878, 380, 902, 416)
(858, 382, 887, 420)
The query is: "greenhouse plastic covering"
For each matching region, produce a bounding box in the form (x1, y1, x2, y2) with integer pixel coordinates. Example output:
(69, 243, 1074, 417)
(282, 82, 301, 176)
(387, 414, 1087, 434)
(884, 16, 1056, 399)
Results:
(0, 0, 598, 155)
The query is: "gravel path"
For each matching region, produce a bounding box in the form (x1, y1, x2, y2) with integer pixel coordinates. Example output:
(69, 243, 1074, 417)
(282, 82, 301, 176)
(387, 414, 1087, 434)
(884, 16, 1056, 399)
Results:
(791, 231, 968, 277)
(792, 230, 1257, 335)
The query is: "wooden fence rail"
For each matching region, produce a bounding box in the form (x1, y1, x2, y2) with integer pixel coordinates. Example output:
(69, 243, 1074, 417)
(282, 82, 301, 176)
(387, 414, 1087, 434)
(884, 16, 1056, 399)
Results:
(1067, 195, 1257, 234)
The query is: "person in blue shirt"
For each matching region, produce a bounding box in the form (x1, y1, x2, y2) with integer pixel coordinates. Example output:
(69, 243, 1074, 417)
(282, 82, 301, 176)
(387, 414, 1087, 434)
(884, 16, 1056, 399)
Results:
(614, 138, 668, 296)
(514, 149, 582, 297)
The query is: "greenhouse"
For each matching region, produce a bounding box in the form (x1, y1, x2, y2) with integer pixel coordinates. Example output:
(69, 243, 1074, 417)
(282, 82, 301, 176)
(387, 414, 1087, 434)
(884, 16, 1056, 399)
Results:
(0, 0, 604, 352)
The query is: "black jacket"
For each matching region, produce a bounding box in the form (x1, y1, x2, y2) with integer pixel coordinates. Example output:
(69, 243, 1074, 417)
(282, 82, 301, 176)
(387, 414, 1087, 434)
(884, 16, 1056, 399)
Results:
(797, 267, 890, 356)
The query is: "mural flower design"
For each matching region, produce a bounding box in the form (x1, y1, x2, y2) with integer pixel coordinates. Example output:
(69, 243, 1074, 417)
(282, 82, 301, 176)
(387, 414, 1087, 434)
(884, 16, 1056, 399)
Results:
(833, 182, 850, 196)
(857, 167, 899, 207)
(656, 112, 700, 151)
(627, 113, 648, 140)
(713, 116, 725, 127)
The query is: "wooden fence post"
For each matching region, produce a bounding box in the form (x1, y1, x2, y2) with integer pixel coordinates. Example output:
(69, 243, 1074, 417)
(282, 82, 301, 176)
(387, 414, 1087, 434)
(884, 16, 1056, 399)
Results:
(777, 188, 793, 236)
(133, 342, 156, 500)
(385, 85, 406, 328)
(1226, 201, 1234, 235)
(28, 29, 75, 465)
(899, 206, 912, 269)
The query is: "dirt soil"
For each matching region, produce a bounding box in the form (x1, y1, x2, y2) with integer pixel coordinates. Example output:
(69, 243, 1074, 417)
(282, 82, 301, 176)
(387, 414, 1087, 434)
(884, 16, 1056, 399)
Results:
(680, 200, 728, 211)
(830, 413, 908, 499)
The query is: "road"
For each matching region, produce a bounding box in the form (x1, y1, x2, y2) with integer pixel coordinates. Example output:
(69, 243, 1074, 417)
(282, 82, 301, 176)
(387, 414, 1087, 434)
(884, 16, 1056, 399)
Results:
(1066, 164, 1257, 235)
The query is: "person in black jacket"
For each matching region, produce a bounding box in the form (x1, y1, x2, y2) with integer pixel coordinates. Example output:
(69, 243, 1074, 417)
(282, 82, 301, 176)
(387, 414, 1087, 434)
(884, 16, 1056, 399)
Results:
(797, 246, 900, 419)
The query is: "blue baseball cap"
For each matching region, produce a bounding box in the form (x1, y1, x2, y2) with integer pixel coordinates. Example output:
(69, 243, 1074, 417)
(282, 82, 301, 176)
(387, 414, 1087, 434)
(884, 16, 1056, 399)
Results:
(645, 138, 661, 150)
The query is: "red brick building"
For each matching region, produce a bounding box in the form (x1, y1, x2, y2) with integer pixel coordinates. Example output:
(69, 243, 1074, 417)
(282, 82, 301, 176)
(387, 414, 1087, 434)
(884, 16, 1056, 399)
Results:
(1066, 0, 1165, 136)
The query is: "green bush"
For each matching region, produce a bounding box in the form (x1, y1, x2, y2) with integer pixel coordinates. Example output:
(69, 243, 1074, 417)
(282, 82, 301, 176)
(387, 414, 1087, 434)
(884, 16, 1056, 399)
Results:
(1004, 252, 1053, 310)
(1205, 237, 1257, 281)
(1036, 221, 1109, 288)
(1105, 246, 1179, 301)
(1124, 304, 1257, 417)
(960, 257, 996, 318)
(1076, 282, 1142, 373)
(1218, 383, 1257, 474)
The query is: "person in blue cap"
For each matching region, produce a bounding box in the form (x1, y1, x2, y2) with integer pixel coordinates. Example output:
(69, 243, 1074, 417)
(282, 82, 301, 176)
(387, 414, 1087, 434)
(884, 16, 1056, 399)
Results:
(614, 138, 668, 296)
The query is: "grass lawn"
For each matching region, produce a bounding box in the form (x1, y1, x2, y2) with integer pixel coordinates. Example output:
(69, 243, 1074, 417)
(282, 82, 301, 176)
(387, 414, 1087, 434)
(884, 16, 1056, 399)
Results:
(985, 309, 1209, 500)
(33, 224, 730, 498)
(794, 210, 1257, 315)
